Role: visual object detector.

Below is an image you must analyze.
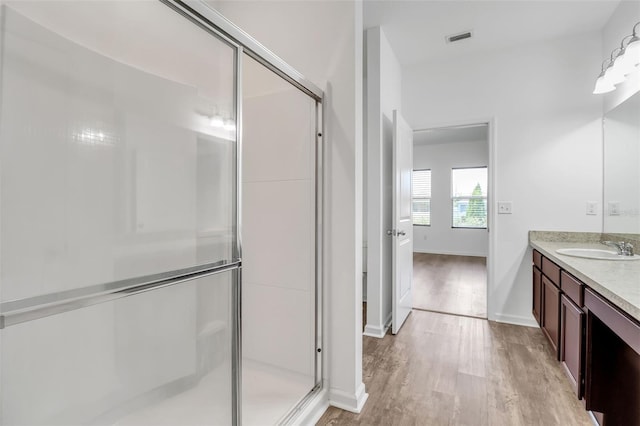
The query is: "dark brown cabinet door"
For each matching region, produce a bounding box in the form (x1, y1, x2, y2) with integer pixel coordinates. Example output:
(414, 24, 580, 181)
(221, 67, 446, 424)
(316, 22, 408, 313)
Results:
(533, 266, 542, 326)
(560, 294, 584, 399)
(542, 275, 560, 358)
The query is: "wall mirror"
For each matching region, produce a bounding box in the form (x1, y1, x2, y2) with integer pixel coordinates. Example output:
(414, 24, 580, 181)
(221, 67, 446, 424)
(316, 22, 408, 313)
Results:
(603, 90, 640, 235)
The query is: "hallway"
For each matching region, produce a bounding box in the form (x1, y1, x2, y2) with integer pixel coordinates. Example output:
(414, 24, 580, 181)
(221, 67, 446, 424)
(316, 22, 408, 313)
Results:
(413, 253, 487, 318)
(317, 310, 591, 425)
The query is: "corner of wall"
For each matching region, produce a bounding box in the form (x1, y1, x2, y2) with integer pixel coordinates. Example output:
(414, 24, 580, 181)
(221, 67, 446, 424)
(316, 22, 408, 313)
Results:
(329, 382, 369, 414)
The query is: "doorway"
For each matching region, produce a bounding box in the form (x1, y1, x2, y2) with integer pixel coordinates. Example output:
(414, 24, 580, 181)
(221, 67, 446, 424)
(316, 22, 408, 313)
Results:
(411, 123, 489, 319)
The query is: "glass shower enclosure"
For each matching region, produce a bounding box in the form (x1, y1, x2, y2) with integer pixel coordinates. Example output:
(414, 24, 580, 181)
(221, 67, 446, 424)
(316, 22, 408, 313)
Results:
(0, 1, 323, 425)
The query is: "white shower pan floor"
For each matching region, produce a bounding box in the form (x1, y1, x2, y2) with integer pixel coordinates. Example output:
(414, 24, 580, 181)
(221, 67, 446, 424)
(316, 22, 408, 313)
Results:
(114, 359, 313, 426)
(243, 359, 314, 426)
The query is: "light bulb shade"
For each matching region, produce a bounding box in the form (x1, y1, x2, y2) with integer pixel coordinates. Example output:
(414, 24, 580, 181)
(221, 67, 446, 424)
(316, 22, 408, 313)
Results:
(624, 37, 640, 67)
(611, 52, 629, 75)
(604, 64, 625, 85)
(593, 74, 615, 94)
(616, 52, 637, 76)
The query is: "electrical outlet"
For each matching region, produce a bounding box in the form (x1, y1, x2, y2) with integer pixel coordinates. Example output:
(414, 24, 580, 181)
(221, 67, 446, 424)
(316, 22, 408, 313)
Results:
(497, 201, 512, 214)
(586, 202, 598, 215)
(608, 201, 621, 216)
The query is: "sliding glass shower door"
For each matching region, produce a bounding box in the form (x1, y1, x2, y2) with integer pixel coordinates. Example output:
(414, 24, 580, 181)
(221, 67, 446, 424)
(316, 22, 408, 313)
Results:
(0, 1, 240, 424)
(241, 54, 321, 425)
(0, 1, 324, 425)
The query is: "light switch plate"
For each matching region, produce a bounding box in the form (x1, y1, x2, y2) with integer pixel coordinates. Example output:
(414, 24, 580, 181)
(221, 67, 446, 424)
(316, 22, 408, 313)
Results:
(497, 201, 512, 214)
(586, 202, 598, 215)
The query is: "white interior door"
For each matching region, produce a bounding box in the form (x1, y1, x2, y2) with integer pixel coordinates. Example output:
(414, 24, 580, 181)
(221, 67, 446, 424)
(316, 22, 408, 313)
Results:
(391, 109, 413, 334)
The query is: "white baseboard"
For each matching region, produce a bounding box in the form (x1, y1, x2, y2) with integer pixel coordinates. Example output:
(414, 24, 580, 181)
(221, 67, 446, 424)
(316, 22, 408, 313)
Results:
(363, 312, 391, 338)
(413, 249, 487, 258)
(363, 324, 385, 338)
(329, 383, 368, 413)
(492, 313, 538, 328)
(290, 388, 329, 426)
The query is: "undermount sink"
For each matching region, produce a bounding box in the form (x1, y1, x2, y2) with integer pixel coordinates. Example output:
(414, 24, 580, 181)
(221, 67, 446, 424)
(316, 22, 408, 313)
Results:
(556, 248, 640, 261)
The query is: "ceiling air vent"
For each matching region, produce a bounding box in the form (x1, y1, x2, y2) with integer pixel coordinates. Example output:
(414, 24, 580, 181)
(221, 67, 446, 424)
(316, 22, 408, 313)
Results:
(446, 30, 473, 44)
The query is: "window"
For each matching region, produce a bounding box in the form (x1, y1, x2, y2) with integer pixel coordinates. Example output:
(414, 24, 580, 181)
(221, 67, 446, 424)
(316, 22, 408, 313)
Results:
(412, 169, 431, 226)
(452, 167, 487, 228)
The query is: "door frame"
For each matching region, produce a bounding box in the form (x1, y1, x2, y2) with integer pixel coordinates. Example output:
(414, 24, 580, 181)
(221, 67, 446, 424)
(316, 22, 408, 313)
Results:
(411, 117, 496, 320)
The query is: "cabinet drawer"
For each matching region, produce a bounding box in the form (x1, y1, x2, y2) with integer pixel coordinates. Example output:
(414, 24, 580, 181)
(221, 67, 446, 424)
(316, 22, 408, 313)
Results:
(533, 250, 542, 269)
(542, 256, 561, 286)
(561, 271, 584, 307)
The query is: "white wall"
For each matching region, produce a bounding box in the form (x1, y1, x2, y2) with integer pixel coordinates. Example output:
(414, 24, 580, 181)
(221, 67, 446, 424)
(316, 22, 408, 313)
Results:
(211, 0, 367, 414)
(413, 139, 489, 257)
(364, 27, 401, 338)
(601, 1, 640, 113)
(403, 31, 603, 325)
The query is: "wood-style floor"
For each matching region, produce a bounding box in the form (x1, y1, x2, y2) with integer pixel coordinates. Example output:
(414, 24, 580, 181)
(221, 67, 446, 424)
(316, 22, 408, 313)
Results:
(317, 310, 592, 426)
(413, 253, 487, 318)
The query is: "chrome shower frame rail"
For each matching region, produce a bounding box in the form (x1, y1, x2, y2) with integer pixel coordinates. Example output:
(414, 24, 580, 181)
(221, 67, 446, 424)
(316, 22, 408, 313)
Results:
(0, 261, 241, 329)
(177, 0, 323, 102)
(0, 1, 325, 425)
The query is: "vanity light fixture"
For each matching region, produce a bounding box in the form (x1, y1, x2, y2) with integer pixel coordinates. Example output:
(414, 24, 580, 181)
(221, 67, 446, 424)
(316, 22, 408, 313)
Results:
(593, 21, 640, 94)
(611, 36, 635, 76)
(593, 60, 616, 94)
(624, 23, 640, 65)
(604, 48, 626, 85)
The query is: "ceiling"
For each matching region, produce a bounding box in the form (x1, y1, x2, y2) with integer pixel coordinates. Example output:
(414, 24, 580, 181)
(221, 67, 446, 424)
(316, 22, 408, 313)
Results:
(364, 0, 621, 66)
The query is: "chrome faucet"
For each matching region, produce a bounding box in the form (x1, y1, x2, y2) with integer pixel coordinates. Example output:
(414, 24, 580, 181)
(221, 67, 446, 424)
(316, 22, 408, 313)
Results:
(603, 241, 635, 256)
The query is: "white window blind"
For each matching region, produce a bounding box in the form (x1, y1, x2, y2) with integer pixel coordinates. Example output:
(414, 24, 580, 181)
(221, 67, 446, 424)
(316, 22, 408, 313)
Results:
(412, 169, 431, 226)
(452, 167, 487, 228)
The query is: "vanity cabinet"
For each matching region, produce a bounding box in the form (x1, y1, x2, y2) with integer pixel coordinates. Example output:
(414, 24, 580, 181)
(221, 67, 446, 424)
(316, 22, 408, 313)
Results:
(559, 271, 585, 399)
(533, 251, 585, 389)
(533, 250, 562, 359)
(531, 247, 640, 425)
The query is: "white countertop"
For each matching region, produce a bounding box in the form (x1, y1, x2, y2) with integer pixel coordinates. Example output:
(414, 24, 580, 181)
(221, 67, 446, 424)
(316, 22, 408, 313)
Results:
(529, 237, 640, 322)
